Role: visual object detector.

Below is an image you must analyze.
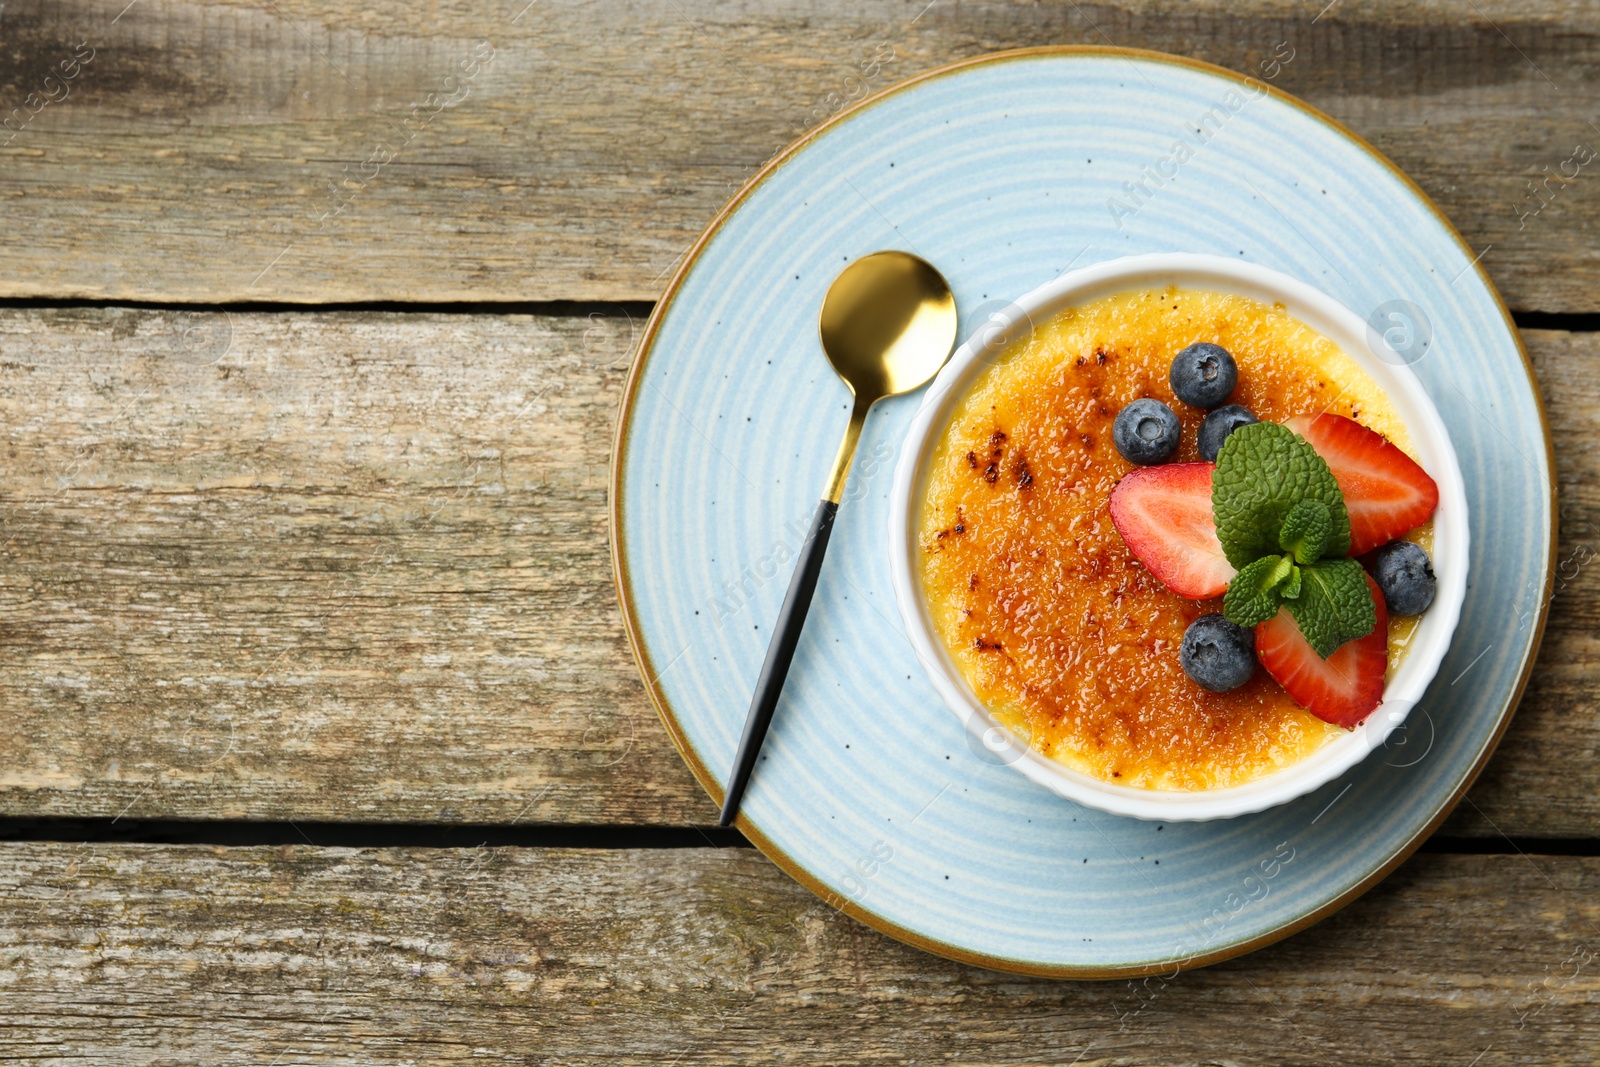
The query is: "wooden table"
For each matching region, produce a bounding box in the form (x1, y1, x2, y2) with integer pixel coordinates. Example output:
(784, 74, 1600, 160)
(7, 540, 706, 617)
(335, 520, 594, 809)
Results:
(1, 1, 1596, 1061)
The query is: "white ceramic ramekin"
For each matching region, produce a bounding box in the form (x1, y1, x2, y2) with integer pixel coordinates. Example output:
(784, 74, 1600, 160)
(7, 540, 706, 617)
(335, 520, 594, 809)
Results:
(887, 253, 1468, 821)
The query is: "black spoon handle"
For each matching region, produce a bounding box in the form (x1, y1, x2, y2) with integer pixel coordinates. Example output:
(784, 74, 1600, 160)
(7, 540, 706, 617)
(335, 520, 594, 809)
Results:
(717, 497, 839, 827)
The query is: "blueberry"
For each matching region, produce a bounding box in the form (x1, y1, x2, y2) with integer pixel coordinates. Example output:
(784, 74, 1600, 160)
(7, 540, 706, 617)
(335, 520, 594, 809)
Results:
(1197, 404, 1259, 462)
(1112, 398, 1181, 465)
(1180, 614, 1257, 692)
(1371, 540, 1436, 616)
(1170, 342, 1238, 408)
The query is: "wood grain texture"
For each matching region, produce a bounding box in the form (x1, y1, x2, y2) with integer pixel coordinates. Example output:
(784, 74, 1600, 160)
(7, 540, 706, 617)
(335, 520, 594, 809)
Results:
(0, 306, 709, 825)
(0, 842, 1593, 1064)
(1445, 328, 1600, 837)
(0, 307, 1586, 835)
(1, 0, 1598, 310)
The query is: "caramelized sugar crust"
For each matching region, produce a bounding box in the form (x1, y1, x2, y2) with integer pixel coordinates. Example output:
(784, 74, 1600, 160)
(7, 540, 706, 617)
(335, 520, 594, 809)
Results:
(919, 287, 1416, 790)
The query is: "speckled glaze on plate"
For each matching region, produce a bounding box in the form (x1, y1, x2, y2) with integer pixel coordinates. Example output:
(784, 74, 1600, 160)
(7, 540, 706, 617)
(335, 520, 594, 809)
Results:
(611, 48, 1554, 977)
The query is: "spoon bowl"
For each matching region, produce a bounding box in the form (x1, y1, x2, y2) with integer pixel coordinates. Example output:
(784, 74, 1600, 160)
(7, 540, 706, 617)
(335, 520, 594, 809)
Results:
(819, 251, 958, 401)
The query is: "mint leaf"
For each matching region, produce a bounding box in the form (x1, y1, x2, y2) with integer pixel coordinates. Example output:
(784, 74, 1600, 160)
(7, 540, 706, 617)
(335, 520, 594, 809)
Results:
(1279, 499, 1332, 564)
(1212, 422, 1351, 569)
(1283, 557, 1377, 657)
(1224, 554, 1295, 628)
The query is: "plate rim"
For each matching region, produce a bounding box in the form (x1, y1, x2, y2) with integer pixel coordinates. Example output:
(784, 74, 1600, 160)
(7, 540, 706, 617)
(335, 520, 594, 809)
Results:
(608, 45, 1558, 979)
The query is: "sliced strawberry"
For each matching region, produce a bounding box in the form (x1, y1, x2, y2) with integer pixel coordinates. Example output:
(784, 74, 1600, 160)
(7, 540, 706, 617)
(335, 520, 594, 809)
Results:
(1108, 462, 1234, 599)
(1286, 413, 1439, 556)
(1255, 573, 1389, 728)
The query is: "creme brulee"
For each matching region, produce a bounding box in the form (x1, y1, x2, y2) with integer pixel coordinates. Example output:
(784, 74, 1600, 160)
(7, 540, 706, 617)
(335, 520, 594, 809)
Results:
(919, 287, 1426, 790)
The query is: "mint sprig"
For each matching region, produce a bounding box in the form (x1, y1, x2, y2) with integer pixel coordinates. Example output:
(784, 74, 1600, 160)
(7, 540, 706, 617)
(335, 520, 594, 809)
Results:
(1212, 422, 1376, 657)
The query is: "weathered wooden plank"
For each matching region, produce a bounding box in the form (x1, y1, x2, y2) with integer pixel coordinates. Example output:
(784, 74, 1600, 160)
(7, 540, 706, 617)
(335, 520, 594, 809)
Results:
(0, 843, 1593, 1063)
(1441, 328, 1598, 837)
(1, 0, 1598, 310)
(0, 308, 1586, 834)
(0, 306, 709, 825)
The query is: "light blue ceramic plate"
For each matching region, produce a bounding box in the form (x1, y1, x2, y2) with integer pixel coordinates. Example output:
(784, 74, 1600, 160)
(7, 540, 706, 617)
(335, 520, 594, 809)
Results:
(612, 48, 1554, 977)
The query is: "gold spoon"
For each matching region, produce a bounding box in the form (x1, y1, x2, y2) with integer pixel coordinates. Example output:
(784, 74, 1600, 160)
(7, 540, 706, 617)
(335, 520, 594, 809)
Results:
(719, 251, 958, 827)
